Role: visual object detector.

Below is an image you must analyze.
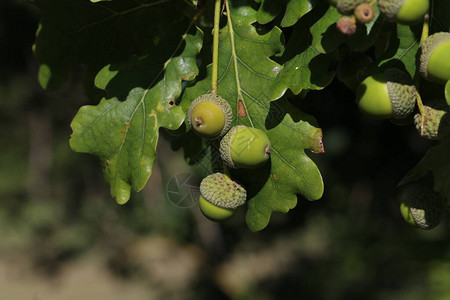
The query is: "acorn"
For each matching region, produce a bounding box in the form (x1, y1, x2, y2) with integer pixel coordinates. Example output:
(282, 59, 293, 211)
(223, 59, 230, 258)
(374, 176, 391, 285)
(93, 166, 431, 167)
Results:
(419, 32, 450, 84)
(356, 68, 416, 119)
(378, 0, 429, 25)
(336, 0, 369, 15)
(198, 173, 247, 222)
(400, 183, 444, 230)
(336, 16, 357, 36)
(220, 125, 271, 169)
(414, 105, 449, 140)
(354, 3, 375, 24)
(188, 94, 233, 139)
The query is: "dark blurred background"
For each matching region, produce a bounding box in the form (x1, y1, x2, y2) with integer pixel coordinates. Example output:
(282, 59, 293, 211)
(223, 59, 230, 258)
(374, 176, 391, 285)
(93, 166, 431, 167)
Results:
(0, 0, 449, 299)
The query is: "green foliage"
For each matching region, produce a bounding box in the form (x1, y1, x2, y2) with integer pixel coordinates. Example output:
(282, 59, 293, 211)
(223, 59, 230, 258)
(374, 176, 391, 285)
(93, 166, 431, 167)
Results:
(255, 0, 317, 27)
(70, 28, 203, 205)
(32, 0, 197, 89)
(32, 0, 450, 230)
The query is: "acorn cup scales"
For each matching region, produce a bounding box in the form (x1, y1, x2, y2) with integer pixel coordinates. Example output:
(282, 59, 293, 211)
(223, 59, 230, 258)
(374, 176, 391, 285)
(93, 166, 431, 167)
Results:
(414, 105, 449, 140)
(198, 173, 247, 222)
(378, 0, 429, 25)
(419, 32, 450, 84)
(400, 183, 444, 230)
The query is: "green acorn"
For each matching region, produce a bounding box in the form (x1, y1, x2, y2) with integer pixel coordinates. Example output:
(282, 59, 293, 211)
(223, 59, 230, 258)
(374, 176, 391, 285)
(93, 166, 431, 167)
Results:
(414, 105, 449, 140)
(188, 94, 233, 139)
(378, 0, 429, 25)
(419, 32, 450, 84)
(356, 68, 417, 119)
(198, 173, 247, 222)
(220, 125, 271, 169)
(400, 183, 444, 230)
(336, 0, 369, 15)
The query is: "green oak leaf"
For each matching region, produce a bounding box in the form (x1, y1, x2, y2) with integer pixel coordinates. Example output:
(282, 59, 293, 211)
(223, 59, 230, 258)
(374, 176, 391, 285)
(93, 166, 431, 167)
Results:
(256, 0, 318, 27)
(70, 28, 203, 205)
(182, 0, 324, 231)
(378, 23, 421, 77)
(32, 0, 196, 90)
(269, 3, 383, 98)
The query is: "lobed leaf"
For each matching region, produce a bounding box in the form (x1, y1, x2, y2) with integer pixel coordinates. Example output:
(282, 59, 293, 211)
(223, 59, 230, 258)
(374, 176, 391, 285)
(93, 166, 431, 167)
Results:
(70, 28, 203, 204)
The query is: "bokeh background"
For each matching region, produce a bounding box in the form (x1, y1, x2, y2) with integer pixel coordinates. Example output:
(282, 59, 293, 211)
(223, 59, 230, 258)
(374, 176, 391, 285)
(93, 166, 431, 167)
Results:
(1, 0, 449, 299)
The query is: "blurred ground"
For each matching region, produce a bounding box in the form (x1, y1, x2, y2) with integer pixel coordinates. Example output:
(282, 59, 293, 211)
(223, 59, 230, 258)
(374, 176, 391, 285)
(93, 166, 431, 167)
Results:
(0, 0, 449, 300)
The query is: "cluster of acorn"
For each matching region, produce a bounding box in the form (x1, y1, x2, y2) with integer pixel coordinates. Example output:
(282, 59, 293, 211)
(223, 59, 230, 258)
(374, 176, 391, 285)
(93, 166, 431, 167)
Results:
(330, 0, 430, 35)
(356, 31, 450, 140)
(352, 29, 450, 228)
(188, 94, 272, 221)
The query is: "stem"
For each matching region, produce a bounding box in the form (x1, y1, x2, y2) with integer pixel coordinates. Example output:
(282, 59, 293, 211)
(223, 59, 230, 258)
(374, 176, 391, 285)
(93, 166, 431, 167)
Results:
(420, 13, 430, 44)
(414, 11, 430, 134)
(415, 90, 426, 135)
(224, 0, 249, 124)
(211, 0, 221, 94)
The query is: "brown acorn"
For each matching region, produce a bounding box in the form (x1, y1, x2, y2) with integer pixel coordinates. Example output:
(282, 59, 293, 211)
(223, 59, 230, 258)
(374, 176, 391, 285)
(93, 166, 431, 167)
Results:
(354, 3, 375, 24)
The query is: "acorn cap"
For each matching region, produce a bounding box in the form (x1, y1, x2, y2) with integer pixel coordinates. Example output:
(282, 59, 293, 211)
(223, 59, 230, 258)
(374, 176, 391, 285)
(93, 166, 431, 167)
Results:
(220, 125, 244, 169)
(419, 32, 450, 81)
(385, 68, 416, 119)
(188, 94, 233, 139)
(414, 105, 448, 140)
(199, 173, 247, 209)
(400, 183, 444, 230)
(337, 0, 368, 15)
(377, 0, 404, 21)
